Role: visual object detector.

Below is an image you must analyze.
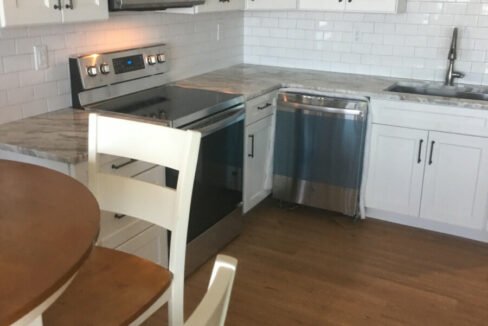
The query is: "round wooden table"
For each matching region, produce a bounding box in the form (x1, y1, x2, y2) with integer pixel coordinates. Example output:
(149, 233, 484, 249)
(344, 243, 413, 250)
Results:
(0, 160, 100, 325)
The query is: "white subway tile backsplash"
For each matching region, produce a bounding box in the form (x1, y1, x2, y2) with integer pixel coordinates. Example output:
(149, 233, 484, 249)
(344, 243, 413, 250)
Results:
(0, 12, 243, 123)
(21, 99, 48, 118)
(3, 54, 34, 73)
(7, 86, 35, 105)
(244, 0, 488, 84)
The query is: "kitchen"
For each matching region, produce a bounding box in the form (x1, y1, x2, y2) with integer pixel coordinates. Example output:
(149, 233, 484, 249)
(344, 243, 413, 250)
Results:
(1, 0, 488, 325)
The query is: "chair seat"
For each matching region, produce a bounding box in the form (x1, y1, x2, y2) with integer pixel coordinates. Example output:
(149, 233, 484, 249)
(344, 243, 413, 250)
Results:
(44, 247, 172, 326)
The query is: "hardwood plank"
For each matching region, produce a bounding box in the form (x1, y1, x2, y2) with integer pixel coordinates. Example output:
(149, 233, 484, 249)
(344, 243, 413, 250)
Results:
(143, 199, 488, 325)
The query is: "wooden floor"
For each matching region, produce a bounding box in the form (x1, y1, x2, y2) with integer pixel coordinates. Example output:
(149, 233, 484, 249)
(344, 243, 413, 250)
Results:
(143, 199, 488, 325)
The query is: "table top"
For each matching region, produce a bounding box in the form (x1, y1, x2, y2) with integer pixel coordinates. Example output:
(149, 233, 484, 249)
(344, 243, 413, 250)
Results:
(0, 160, 100, 325)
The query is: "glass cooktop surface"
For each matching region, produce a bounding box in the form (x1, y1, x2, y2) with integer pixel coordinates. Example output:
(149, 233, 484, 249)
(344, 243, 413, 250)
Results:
(86, 85, 243, 128)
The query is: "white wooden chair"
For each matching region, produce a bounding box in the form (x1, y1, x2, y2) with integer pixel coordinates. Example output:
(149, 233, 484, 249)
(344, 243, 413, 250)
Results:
(44, 113, 201, 326)
(185, 255, 238, 326)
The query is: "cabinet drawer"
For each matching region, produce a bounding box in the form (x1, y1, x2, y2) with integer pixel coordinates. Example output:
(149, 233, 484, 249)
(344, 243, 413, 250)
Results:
(371, 99, 488, 137)
(246, 92, 277, 125)
(116, 225, 168, 267)
(97, 211, 153, 248)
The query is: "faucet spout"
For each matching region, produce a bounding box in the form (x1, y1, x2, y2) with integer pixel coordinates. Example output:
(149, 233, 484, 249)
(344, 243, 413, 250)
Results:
(445, 27, 464, 86)
(448, 27, 458, 60)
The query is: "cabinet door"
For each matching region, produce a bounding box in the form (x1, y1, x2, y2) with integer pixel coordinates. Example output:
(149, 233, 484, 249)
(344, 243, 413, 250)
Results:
(420, 132, 488, 230)
(299, 0, 345, 11)
(246, 0, 296, 10)
(61, 0, 108, 23)
(0, 0, 60, 27)
(365, 124, 428, 216)
(243, 115, 274, 213)
(345, 0, 400, 13)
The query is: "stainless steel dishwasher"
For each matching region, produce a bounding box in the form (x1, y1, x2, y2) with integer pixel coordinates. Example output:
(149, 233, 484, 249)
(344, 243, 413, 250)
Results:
(273, 89, 368, 216)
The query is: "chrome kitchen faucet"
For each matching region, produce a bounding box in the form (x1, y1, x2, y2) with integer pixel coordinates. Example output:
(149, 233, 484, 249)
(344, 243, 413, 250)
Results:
(445, 27, 465, 86)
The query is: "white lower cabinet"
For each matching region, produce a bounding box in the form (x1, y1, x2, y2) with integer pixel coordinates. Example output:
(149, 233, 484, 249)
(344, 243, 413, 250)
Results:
(243, 115, 274, 213)
(243, 92, 277, 213)
(420, 131, 488, 230)
(365, 124, 427, 217)
(366, 123, 488, 233)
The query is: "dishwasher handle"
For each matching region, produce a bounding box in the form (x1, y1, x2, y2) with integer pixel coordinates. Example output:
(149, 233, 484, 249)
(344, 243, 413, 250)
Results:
(279, 100, 364, 116)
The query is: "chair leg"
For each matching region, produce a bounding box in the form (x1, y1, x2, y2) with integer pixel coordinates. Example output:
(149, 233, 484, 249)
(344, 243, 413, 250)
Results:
(168, 276, 184, 326)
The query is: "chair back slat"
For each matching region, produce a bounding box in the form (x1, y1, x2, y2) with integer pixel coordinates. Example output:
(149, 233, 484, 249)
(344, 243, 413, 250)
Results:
(96, 173, 177, 231)
(94, 115, 192, 170)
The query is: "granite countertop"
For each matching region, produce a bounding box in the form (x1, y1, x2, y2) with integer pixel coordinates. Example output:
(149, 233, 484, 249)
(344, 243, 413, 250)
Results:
(1, 64, 488, 164)
(176, 64, 488, 110)
(0, 109, 89, 164)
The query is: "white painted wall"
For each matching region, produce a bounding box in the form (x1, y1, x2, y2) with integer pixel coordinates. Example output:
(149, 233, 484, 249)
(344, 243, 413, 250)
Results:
(0, 12, 243, 123)
(244, 1, 488, 85)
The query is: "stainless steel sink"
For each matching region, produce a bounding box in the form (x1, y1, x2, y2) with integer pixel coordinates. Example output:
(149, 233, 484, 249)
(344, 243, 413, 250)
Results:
(386, 82, 488, 101)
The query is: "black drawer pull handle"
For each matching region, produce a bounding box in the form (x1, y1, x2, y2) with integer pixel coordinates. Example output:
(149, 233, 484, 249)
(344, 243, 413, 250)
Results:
(114, 214, 126, 219)
(111, 159, 137, 170)
(248, 135, 255, 158)
(417, 139, 423, 164)
(257, 103, 272, 110)
(429, 141, 435, 165)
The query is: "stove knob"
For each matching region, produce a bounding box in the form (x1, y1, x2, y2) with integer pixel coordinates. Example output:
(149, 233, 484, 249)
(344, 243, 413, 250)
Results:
(157, 54, 166, 63)
(86, 66, 98, 77)
(147, 55, 157, 65)
(100, 63, 110, 74)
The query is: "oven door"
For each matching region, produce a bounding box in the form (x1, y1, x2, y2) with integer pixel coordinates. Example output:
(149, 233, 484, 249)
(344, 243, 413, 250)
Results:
(167, 105, 245, 243)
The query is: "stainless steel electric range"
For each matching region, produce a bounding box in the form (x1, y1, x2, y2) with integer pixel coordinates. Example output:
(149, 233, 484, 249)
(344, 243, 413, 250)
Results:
(69, 44, 244, 274)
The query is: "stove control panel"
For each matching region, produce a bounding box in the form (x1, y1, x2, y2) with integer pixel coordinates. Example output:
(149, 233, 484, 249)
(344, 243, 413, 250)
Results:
(70, 44, 169, 91)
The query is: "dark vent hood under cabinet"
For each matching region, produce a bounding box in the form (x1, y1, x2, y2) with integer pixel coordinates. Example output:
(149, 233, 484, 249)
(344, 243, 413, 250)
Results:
(109, 0, 205, 11)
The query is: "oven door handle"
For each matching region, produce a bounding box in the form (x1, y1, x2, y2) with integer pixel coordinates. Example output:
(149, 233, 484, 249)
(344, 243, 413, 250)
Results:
(185, 105, 245, 137)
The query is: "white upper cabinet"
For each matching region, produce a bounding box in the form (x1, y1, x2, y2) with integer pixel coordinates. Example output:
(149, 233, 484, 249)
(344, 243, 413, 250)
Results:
(0, 0, 108, 27)
(61, 0, 109, 23)
(420, 132, 488, 230)
(299, 0, 406, 13)
(0, 0, 60, 27)
(246, 0, 297, 10)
